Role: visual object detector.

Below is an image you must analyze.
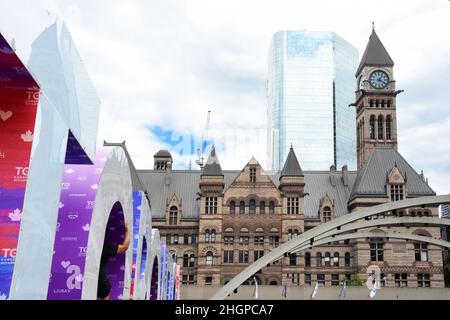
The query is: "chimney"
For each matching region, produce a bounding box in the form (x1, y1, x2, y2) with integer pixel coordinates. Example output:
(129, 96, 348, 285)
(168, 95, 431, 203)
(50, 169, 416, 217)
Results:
(165, 160, 172, 185)
(341, 165, 348, 186)
(330, 165, 336, 186)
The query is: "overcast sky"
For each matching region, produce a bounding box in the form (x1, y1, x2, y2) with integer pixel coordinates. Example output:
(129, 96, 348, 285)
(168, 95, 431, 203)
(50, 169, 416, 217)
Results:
(1, 0, 449, 194)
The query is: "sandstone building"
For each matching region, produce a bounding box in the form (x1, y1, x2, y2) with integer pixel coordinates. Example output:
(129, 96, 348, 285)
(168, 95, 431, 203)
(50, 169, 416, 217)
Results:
(137, 28, 444, 288)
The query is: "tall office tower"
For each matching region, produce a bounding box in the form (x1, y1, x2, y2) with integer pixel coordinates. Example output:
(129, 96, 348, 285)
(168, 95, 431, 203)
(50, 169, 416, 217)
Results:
(267, 30, 358, 171)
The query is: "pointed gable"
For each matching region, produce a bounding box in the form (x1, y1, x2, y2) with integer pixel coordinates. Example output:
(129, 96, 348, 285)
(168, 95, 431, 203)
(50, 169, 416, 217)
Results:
(224, 156, 279, 191)
(387, 163, 406, 184)
(202, 145, 223, 176)
(349, 147, 435, 201)
(280, 146, 304, 179)
(356, 29, 394, 76)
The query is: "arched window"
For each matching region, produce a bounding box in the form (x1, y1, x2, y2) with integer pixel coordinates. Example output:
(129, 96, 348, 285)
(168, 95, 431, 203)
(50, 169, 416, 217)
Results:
(205, 229, 210, 243)
(316, 252, 322, 267)
(269, 201, 275, 215)
(229, 201, 236, 214)
(415, 243, 428, 262)
(370, 115, 376, 139)
(378, 115, 384, 140)
(183, 254, 189, 267)
(375, 99, 379, 108)
(382, 100, 386, 108)
(325, 252, 331, 267)
(386, 115, 392, 140)
(239, 201, 245, 214)
(211, 229, 216, 243)
(387, 100, 391, 108)
(189, 254, 195, 267)
(305, 252, 311, 267)
(270, 281, 278, 285)
(289, 252, 297, 266)
(171, 252, 177, 262)
(169, 206, 178, 225)
(345, 252, 351, 267)
(206, 251, 213, 266)
(333, 252, 339, 267)
(369, 99, 373, 108)
(323, 206, 331, 222)
(260, 201, 265, 214)
(249, 199, 256, 214)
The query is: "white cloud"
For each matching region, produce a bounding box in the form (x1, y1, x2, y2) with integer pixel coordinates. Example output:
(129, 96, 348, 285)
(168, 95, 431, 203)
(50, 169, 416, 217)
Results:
(1, 0, 449, 193)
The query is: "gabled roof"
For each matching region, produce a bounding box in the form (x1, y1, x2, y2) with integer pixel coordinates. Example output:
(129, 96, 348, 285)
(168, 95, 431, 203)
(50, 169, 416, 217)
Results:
(356, 29, 394, 76)
(137, 170, 357, 219)
(280, 147, 304, 179)
(201, 145, 223, 176)
(349, 147, 435, 201)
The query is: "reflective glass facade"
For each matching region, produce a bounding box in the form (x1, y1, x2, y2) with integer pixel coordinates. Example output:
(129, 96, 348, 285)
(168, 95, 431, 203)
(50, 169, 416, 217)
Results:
(267, 31, 358, 171)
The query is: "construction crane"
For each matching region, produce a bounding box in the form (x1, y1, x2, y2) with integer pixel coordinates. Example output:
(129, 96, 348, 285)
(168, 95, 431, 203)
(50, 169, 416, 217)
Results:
(196, 110, 210, 168)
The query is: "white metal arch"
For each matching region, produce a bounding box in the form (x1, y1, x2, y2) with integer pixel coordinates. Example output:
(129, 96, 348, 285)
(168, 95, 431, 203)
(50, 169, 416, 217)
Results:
(291, 216, 450, 253)
(210, 195, 450, 300)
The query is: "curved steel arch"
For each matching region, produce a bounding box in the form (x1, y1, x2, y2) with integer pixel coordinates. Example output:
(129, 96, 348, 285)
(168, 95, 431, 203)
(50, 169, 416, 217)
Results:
(210, 195, 450, 300)
(290, 216, 450, 253)
(293, 231, 450, 254)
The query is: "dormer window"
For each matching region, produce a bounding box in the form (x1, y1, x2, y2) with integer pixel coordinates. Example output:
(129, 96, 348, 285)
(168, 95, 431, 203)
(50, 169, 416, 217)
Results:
(323, 206, 332, 222)
(250, 168, 256, 183)
(391, 184, 404, 201)
(169, 206, 178, 225)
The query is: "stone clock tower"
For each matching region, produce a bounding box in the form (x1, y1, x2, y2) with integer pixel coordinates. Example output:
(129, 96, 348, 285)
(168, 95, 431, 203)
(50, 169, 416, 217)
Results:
(355, 26, 402, 169)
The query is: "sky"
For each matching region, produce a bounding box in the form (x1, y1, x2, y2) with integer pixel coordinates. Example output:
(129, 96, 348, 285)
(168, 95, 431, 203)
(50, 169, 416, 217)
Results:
(0, 0, 450, 195)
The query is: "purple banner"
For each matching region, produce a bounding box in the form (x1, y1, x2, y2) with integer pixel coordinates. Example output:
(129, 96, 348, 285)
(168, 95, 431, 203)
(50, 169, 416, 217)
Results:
(129, 190, 142, 299)
(47, 147, 110, 300)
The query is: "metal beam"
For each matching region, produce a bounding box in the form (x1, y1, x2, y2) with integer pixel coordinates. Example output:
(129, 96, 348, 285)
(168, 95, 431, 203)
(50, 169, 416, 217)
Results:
(210, 195, 450, 300)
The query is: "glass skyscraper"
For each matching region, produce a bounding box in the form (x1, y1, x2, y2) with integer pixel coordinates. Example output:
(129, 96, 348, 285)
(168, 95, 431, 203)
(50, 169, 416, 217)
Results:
(267, 30, 358, 171)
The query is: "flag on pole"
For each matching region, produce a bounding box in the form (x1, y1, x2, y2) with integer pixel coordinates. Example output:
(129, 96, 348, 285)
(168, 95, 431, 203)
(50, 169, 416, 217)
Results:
(369, 282, 377, 298)
(282, 284, 288, 299)
(253, 277, 259, 299)
(339, 280, 347, 299)
(311, 282, 319, 300)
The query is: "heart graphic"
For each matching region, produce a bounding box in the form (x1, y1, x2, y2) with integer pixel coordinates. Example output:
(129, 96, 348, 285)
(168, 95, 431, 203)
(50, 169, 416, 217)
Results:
(0, 110, 12, 121)
(61, 261, 71, 269)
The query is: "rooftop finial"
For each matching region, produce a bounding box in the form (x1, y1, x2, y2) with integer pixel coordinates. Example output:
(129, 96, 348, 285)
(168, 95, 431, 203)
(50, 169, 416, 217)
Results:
(290, 143, 293, 149)
(372, 21, 375, 32)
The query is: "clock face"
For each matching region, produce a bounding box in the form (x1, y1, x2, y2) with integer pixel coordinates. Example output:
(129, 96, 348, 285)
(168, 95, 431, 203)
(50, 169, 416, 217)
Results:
(369, 70, 389, 89)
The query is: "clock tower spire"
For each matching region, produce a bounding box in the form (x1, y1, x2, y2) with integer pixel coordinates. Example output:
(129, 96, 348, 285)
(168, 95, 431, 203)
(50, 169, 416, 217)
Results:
(354, 27, 402, 169)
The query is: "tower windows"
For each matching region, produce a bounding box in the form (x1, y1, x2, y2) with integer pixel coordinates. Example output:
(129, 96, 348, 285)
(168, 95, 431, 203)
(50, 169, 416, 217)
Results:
(386, 115, 392, 140)
(287, 197, 299, 214)
(369, 99, 373, 108)
(205, 229, 210, 243)
(210, 229, 216, 243)
(205, 251, 213, 266)
(377, 115, 384, 140)
(205, 197, 218, 214)
(370, 115, 376, 140)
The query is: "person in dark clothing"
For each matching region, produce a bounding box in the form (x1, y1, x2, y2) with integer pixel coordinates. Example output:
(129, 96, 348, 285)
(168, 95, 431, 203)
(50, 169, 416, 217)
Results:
(97, 221, 130, 300)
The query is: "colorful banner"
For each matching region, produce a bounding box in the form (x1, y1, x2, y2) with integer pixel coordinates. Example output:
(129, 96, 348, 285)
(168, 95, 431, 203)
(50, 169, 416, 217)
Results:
(0, 33, 40, 299)
(47, 147, 111, 300)
(175, 264, 180, 300)
(129, 190, 142, 299)
(160, 241, 166, 300)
